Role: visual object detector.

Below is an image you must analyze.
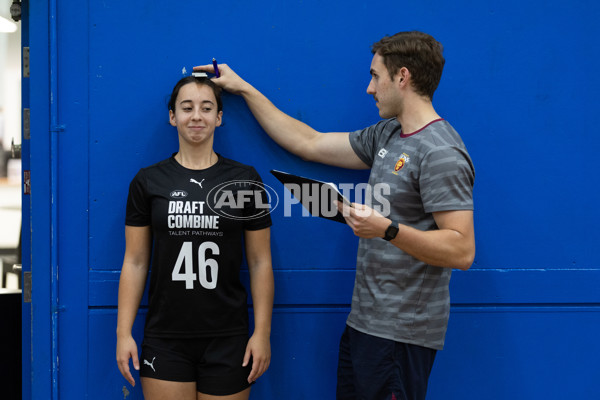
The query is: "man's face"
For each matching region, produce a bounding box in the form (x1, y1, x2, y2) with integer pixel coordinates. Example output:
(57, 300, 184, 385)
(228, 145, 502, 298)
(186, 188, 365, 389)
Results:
(366, 53, 402, 119)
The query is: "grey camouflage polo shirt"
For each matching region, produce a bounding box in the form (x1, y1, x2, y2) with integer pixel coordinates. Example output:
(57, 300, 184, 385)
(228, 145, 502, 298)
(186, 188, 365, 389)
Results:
(347, 118, 475, 350)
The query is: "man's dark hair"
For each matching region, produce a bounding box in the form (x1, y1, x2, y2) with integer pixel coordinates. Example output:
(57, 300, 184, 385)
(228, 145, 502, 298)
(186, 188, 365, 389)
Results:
(372, 31, 445, 99)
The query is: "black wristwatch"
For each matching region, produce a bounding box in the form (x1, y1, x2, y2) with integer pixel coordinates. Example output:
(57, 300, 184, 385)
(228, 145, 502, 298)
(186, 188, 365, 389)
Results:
(383, 221, 399, 241)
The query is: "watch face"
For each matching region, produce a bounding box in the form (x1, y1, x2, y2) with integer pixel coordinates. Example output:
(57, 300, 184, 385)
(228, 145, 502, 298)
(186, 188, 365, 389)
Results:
(384, 224, 399, 241)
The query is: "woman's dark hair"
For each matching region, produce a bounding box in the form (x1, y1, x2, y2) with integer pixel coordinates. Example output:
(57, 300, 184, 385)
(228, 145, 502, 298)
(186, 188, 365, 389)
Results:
(168, 76, 223, 112)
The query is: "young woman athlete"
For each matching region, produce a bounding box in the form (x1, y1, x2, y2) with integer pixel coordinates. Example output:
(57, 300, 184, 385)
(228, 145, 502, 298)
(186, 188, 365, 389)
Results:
(116, 76, 274, 400)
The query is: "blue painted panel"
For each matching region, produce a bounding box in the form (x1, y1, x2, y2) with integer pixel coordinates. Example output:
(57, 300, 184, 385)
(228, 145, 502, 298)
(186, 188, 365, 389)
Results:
(54, 1, 90, 399)
(428, 307, 600, 399)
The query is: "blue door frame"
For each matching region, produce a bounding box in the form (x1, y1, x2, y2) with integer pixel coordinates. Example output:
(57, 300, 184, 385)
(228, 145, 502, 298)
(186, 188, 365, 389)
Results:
(23, 0, 90, 398)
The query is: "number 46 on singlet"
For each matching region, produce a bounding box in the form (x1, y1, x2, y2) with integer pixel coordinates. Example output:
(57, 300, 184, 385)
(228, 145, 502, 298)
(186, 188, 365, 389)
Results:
(172, 241, 219, 289)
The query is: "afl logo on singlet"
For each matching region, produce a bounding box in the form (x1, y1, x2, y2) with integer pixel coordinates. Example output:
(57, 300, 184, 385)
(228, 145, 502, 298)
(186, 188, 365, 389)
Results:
(170, 190, 188, 199)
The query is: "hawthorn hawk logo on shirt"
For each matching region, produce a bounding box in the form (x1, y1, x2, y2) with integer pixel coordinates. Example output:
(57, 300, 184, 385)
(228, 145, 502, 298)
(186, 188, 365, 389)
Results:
(393, 153, 410, 175)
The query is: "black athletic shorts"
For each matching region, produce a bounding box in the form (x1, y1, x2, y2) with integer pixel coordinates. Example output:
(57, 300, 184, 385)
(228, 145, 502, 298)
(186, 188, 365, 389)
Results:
(139, 335, 253, 395)
(337, 325, 437, 400)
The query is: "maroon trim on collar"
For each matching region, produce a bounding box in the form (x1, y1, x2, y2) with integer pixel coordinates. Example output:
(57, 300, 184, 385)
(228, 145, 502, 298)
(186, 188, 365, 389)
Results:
(399, 118, 444, 138)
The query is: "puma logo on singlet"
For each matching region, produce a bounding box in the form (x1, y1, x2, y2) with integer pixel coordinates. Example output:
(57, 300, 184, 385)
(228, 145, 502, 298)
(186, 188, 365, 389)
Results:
(190, 178, 205, 188)
(144, 357, 156, 372)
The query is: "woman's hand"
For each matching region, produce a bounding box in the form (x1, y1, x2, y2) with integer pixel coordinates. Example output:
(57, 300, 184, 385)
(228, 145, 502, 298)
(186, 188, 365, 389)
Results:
(243, 332, 271, 383)
(116, 334, 139, 387)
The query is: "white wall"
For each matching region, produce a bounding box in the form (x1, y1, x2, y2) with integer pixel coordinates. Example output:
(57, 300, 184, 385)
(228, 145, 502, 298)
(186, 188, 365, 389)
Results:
(0, 0, 21, 151)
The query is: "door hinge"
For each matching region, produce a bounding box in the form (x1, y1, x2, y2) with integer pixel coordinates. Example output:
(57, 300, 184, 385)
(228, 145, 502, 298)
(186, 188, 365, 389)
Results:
(23, 271, 31, 303)
(23, 170, 31, 195)
(23, 47, 29, 77)
(23, 108, 30, 139)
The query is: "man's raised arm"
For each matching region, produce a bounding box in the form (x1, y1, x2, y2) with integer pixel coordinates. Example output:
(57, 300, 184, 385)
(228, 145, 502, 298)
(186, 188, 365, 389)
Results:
(194, 63, 368, 170)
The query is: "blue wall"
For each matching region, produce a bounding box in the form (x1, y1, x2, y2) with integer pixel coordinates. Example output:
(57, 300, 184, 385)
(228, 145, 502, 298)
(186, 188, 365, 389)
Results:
(23, 1, 600, 399)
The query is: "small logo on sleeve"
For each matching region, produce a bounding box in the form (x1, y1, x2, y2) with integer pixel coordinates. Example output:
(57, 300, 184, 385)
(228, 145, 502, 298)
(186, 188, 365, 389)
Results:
(378, 148, 388, 158)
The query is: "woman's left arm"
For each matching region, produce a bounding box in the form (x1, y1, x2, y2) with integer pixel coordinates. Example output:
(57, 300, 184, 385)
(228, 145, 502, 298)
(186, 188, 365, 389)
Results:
(243, 227, 274, 383)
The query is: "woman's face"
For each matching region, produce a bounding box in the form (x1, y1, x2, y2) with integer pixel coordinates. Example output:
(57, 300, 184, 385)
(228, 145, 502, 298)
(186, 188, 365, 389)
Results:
(169, 82, 223, 147)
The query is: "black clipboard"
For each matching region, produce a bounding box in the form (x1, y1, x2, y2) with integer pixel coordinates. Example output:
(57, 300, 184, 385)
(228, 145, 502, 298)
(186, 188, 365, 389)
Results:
(270, 170, 352, 224)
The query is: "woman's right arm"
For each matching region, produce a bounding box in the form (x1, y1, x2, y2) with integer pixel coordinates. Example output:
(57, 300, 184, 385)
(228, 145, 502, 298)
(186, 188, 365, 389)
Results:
(116, 225, 152, 387)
